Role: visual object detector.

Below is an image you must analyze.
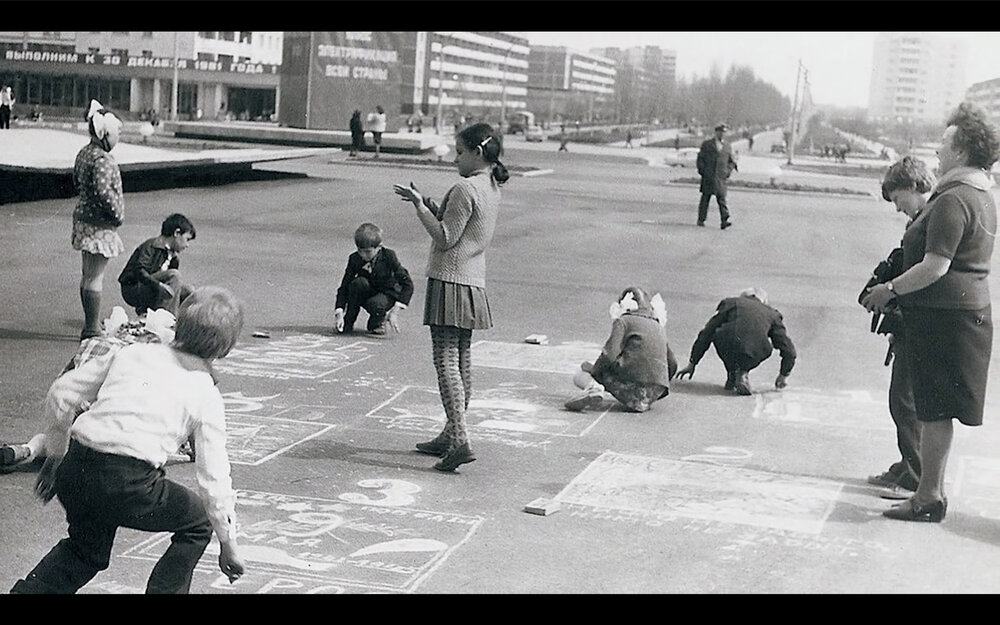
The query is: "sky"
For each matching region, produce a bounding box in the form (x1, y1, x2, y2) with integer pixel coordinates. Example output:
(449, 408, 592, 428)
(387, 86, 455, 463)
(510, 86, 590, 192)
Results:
(522, 32, 1000, 109)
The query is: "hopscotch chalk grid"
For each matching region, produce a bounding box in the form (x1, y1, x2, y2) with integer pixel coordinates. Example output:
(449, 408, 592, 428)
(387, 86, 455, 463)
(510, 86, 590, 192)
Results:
(553, 451, 843, 534)
(215, 334, 376, 380)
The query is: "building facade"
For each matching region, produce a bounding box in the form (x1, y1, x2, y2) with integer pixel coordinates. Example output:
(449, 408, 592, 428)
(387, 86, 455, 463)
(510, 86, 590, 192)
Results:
(526, 45, 617, 124)
(965, 77, 1000, 129)
(0, 31, 283, 121)
(867, 32, 968, 125)
(598, 45, 677, 124)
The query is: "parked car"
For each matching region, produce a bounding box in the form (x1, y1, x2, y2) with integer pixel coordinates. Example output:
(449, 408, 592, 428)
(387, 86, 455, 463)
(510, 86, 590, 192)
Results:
(524, 125, 545, 142)
(665, 147, 700, 168)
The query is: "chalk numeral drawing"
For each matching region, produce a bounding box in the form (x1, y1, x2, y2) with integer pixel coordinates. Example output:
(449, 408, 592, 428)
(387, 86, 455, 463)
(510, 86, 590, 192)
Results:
(339, 478, 421, 507)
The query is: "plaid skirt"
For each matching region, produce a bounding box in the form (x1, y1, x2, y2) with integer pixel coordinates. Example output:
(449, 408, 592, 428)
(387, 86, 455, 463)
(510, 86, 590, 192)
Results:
(423, 278, 493, 330)
(903, 305, 992, 426)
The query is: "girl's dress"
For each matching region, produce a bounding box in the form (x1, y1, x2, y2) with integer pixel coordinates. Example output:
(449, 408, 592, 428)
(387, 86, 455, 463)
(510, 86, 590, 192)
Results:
(71, 143, 124, 258)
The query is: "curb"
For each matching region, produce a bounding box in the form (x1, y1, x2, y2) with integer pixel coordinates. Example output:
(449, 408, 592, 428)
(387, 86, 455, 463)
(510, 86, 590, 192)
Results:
(330, 158, 553, 177)
(663, 179, 876, 199)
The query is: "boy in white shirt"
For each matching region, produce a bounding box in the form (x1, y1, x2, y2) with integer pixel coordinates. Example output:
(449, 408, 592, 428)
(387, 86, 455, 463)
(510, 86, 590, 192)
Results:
(11, 286, 246, 594)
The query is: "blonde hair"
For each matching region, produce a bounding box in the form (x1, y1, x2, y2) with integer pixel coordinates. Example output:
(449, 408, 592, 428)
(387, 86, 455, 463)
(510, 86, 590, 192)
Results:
(740, 287, 768, 305)
(173, 286, 244, 359)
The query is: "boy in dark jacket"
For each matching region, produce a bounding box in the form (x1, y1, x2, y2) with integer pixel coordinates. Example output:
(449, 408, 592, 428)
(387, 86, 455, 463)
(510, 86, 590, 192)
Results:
(335, 223, 414, 335)
(118, 213, 196, 315)
(674, 288, 796, 395)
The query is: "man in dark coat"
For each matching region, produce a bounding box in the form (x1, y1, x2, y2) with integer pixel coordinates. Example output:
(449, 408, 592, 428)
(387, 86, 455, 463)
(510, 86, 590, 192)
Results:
(674, 288, 796, 395)
(696, 123, 738, 229)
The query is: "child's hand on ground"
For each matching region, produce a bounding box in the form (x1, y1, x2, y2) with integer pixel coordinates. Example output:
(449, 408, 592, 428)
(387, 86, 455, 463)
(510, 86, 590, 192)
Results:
(774, 373, 788, 389)
(674, 363, 695, 380)
(386, 303, 405, 333)
(334, 308, 345, 333)
(34, 456, 63, 503)
(218, 541, 245, 583)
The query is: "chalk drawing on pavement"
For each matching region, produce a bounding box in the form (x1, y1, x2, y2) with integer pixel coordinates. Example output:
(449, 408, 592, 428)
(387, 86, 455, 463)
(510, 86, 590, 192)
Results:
(214, 335, 375, 380)
(225, 414, 336, 466)
(953, 455, 1000, 520)
(753, 387, 895, 433)
(553, 451, 842, 534)
(121, 487, 483, 593)
(365, 383, 605, 450)
(472, 340, 601, 375)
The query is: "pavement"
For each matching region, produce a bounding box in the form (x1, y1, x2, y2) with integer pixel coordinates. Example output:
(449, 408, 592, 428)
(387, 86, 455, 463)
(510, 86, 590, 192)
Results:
(3, 127, 1000, 594)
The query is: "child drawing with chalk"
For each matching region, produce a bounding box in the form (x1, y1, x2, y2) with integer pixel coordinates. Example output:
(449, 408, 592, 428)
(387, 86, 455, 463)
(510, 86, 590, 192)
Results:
(334, 223, 414, 336)
(565, 286, 678, 413)
(392, 122, 508, 472)
(11, 287, 246, 594)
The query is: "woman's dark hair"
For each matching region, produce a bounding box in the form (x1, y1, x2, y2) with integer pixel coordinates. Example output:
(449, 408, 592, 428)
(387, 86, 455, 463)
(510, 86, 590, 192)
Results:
(456, 122, 510, 184)
(946, 102, 1000, 170)
(881, 156, 935, 202)
(161, 213, 196, 239)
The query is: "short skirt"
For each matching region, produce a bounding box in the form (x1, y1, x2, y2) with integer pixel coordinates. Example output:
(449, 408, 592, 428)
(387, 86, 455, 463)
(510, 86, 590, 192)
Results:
(72, 217, 124, 258)
(423, 277, 493, 330)
(903, 305, 992, 426)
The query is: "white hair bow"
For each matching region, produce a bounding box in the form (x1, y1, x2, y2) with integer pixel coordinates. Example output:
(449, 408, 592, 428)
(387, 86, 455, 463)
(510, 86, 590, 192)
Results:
(87, 99, 122, 141)
(609, 291, 639, 320)
(650, 293, 667, 327)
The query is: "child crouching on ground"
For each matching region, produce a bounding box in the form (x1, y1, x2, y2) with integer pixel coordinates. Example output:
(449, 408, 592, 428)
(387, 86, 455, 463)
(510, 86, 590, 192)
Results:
(565, 286, 678, 413)
(11, 286, 246, 594)
(118, 213, 197, 316)
(334, 223, 413, 335)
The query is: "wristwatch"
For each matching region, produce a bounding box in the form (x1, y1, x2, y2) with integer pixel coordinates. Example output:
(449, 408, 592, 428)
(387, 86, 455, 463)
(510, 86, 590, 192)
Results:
(886, 281, 896, 295)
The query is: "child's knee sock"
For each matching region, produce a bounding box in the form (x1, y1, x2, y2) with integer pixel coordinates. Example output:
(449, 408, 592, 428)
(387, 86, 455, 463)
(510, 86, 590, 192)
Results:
(80, 287, 102, 337)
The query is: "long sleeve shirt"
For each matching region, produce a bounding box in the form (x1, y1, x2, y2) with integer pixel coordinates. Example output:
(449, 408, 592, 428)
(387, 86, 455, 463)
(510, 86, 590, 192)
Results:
(689, 296, 796, 376)
(43, 343, 237, 544)
(73, 142, 124, 228)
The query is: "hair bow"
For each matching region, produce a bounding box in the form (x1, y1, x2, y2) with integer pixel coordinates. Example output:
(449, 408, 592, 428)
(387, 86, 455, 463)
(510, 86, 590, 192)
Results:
(87, 99, 122, 141)
(609, 291, 639, 320)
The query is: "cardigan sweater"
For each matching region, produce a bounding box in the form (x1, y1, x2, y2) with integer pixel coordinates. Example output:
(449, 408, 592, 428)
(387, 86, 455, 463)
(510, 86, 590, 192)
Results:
(422, 170, 500, 288)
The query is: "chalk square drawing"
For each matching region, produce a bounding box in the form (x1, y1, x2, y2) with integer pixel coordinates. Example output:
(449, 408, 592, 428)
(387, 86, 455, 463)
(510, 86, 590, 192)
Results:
(554, 452, 843, 534)
(472, 340, 601, 375)
(753, 387, 895, 432)
(366, 384, 605, 446)
(953, 456, 1000, 520)
(214, 334, 374, 380)
(226, 415, 336, 466)
(120, 489, 483, 593)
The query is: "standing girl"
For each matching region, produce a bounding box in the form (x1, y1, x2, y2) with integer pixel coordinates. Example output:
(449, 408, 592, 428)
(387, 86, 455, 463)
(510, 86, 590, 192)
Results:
(392, 123, 508, 472)
(72, 100, 125, 339)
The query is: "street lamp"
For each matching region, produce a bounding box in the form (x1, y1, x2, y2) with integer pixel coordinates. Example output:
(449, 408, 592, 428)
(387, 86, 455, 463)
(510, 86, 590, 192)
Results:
(499, 43, 514, 128)
(171, 32, 179, 122)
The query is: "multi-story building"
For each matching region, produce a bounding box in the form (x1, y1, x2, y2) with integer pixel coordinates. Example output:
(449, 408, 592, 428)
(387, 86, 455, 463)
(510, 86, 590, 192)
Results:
(965, 77, 1000, 128)
(526, 45, 616, 124)
(598, 45, 677, 124)
(0, 31, 283, 121)
(280, 31, 529, 131)
(867, 32, 968, 125)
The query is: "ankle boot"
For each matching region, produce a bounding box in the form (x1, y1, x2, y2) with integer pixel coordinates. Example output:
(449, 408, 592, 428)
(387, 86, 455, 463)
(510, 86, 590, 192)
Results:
(433, 442, 476, 472)
(415, 433, 450, 456)
(80, 288, 103, 340)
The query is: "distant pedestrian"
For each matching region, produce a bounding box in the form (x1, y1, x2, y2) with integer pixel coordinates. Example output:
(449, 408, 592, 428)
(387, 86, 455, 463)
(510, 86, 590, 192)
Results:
(349, 109, 364, 157)
(392, 123, 509, 473)
(565, 287, 677, 413)
(0, 85, 14, 129)
(72, 100, 125, 340)
(674, 134, 681, 151)
(625, 129, 634, 148)
(367, 105, 387, 159)
(674, 288, 796, 396)
(695, 123, 738, 229)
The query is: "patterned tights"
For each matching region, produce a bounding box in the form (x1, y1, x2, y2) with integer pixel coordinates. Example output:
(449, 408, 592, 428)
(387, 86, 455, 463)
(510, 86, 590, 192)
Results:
(430, 325, 473, 450)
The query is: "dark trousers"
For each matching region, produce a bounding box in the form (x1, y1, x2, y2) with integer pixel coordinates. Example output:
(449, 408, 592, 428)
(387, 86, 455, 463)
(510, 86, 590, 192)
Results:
(886, 337, 921, 489)
(0, 104, 10, 129)
(121, 269, 192, 315)
(698, 191, 730, 225)
(343, 277, 395, 331)
(11, 440, 213, 594)
(714, 339, 764, 378)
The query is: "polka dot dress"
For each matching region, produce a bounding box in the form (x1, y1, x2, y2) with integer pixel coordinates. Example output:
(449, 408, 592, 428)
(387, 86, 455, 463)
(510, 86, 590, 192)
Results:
(71, 143, 125, 258)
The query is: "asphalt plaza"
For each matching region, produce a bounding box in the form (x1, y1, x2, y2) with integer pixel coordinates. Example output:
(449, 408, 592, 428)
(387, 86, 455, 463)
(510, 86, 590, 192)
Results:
(3, 129, 1000, 593)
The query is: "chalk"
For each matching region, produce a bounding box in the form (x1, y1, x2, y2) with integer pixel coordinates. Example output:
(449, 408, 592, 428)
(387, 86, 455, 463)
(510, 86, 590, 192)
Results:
(523, 497, 560, 516)
(524, 334, 549, 345)
(252, 331, 271, 339)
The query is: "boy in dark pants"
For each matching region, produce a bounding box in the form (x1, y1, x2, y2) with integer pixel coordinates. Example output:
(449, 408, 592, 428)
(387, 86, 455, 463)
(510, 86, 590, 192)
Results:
(118, 213, 196, 315)
(335, 223, 414, 335)
(674, 288, 796, 395)
(10, 287, 246, 594)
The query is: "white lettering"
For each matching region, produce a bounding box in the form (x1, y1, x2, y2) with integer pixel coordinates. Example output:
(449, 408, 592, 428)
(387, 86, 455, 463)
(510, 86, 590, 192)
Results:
(345, 32, 372, 42)
(352, 66, 388, 81)
(316, 45, 397, 63)
(324, 64, 350, 78)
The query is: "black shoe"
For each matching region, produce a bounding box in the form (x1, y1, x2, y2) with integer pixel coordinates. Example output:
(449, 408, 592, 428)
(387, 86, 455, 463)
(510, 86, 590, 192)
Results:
(724, 371, 736, 391)
(697, 221, 705, 227)
(368, 323, 387, 336)
(415, 437, 449, 456)
(733, 370, 752, 395)
(721, 220, 733, 230)
(434, 443, 476, 472)
(0, 444, 31, 466)
(883, 498, 946, 523)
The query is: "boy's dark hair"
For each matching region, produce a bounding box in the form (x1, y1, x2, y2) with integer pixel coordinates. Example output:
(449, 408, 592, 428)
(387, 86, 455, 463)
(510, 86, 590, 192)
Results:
(354, 223, 383, 248)
(946, 101, 1000, 170)
(173, 286, 244, 360)
(161, 213, 196, 239)
(881, 156, 935, 202)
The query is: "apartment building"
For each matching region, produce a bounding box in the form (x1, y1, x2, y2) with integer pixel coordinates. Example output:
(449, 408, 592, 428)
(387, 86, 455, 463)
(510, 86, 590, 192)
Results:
(526, 45, 617, 124)
(0, 31, 283, 120)
(868, 32, 968, 124)
(598, 45, 677, 124)
(965, 77, 1000, 128)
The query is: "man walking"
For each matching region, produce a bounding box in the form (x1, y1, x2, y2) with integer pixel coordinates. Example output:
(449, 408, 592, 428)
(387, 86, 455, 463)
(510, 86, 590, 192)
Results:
(696, 123, 738, 229)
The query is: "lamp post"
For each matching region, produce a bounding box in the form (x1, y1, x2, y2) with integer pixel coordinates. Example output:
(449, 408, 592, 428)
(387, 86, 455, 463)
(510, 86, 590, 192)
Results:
(786, 59, 806, 166)
(499, 43, 514, 129)
(171, 31, 179, 121)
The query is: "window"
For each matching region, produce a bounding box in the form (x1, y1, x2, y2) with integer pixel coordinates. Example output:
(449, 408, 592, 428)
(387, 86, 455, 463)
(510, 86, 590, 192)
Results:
(110, 48, 127, 57)
(142, 32, 154, 38)
(88, 47, 100, 55)
(221, 32, 236, 42)
(142, 50, 153, 58)
(197, 52, 215, 61)
(239, 32, 252, 44)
